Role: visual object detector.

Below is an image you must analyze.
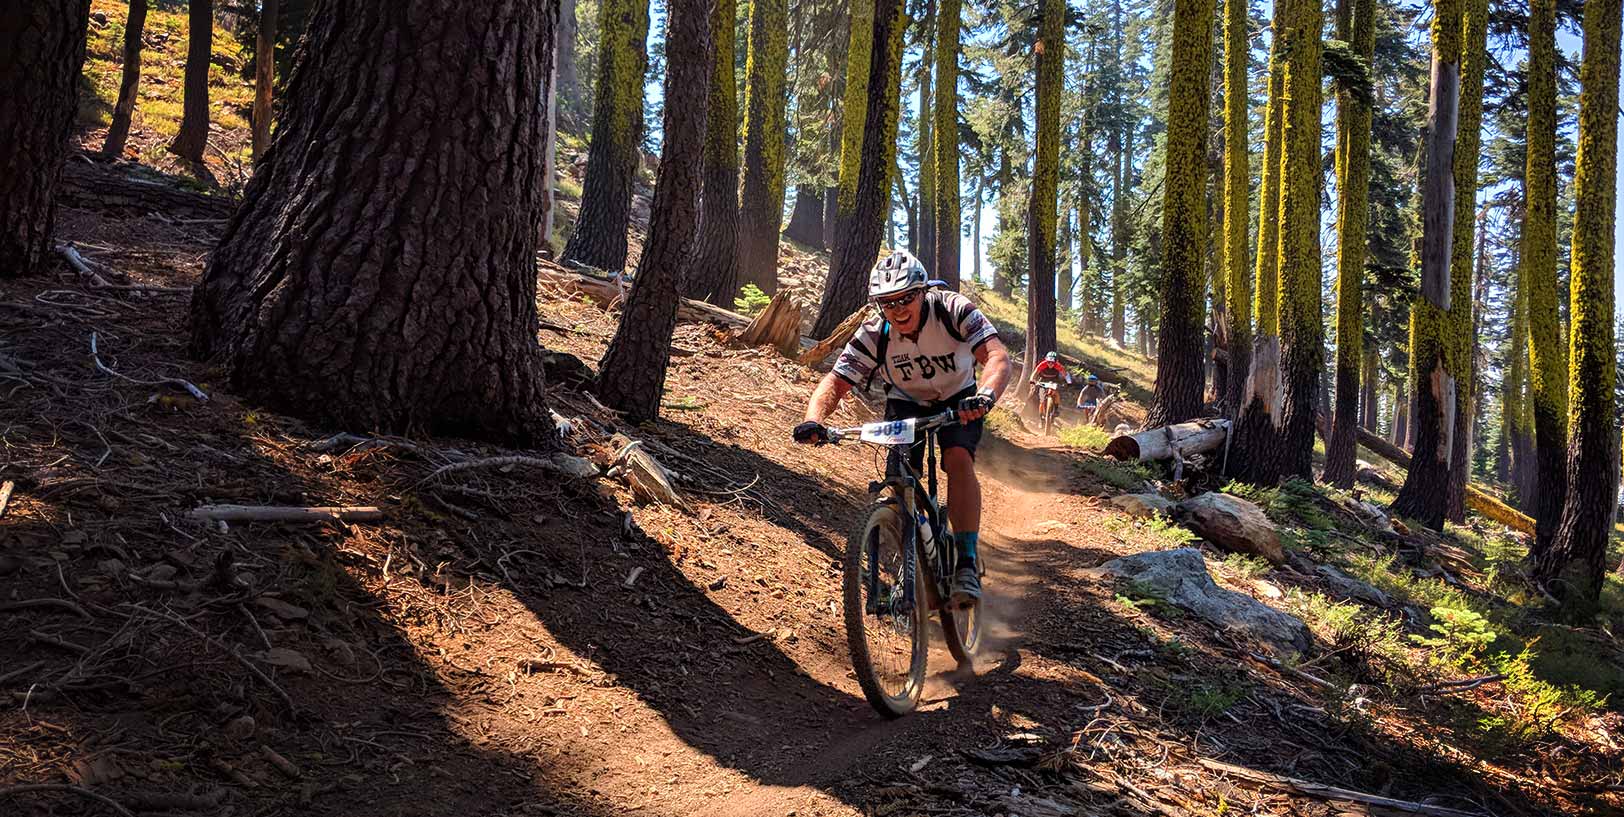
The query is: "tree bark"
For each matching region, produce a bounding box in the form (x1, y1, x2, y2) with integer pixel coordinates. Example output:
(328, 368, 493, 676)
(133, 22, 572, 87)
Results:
(1145, 0, 1213, 429)
(734, 0, 790, 294)
(1023, 0, 1065, 398)
(1537, 0, 1622, 612)
(1105, 419, 1230, 462)
(916, 0, 936, 273)
(931, 0, 961, 290)
(1057, 213, 1074, 313)
(1, 1, 89, 278)
(1391, 0, 1461, 529)
(690, 0, 740, 305)
(829, 0, 875, 285)
(811, 0, 904, 338)
(597, 0, 712, 423)
(561, 0, 650, 272)
(190, 0, 560, 447)
(252, 0, 279, 162)
(783, 185, 825, 248)
(1220, 0, 1251, 416)
(972, 175, 983, 285)
(557, 0, 582, 129)
(1324, 0, 1376, 488)
(1443, 0, 1488, 523)
(102, 0, 148, 159)
(169, 0, 213, 163)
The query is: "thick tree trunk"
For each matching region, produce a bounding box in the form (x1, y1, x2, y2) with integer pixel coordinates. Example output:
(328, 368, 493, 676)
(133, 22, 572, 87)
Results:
(1391, 0, 1461, 529)
(690, 0, 739, 305)
(916, 0, 935, 272)
(829, 0, 875, 285)
(1359, 342, 1379, 431)
(1538, 0, 1622, 612)
(1145, 0, 1213, 429)
(557, 0, 582, 129)
(102, 0, 148, 159)
(734, 0, 790, 294)
(1057, 214, 1074, 313)
(783, 185, 825, 248)
(1444, 1, 1489, 523)
(1, 1, 89, 278)
(561, 0, 650, 272)
(811, 0, 904, 338)
(822, 186, 838, 250)
(597, 0, 711, 423)
(190, 0, 560, 447)
(1220, 0, 1250, 417)
(251, 0, 279, 162)
(971, 176, 983, 285)
(169, 0, 213, 163)
(1022, 0, 1064, 399)
(931, 0, 961, 290)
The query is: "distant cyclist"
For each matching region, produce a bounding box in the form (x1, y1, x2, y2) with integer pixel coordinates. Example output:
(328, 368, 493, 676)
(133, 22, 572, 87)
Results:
(1029, 351, 1072, 388)
(792, 251, 1012, 606)
(1076, 373, 1104, 410)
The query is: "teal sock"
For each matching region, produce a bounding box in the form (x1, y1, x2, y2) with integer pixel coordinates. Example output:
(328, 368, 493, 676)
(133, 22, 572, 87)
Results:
(953, 531, 979, 564)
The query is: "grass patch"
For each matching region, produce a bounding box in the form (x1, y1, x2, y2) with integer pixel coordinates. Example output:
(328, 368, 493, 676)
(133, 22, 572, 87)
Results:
(1220, 552, 1274, 580)
(1104, 514, 1199, 552)
(1057, 423, 1112, 451)
(1079, 456, 1159, 492)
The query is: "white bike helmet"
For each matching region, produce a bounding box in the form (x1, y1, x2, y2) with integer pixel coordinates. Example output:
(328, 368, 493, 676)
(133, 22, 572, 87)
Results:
(868, 250, 929, 300)
(1045, 351, 1059, 362)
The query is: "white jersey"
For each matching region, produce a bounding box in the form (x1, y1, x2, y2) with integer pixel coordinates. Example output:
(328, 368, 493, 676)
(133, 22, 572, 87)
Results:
(832, 290, 999, 404)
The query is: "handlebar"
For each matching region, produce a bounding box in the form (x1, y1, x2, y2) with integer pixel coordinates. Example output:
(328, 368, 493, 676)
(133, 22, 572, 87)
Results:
(826, 409, 959, 444)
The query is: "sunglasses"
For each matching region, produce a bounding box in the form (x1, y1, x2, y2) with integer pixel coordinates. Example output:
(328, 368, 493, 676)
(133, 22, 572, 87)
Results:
(874, 291, 921, 312)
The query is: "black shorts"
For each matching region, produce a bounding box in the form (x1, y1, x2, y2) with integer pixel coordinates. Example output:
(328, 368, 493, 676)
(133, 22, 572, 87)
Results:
(885, 386, 983, 474)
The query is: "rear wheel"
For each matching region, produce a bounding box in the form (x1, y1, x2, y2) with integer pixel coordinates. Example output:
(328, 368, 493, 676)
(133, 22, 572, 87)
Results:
(843, 500, 926, 718)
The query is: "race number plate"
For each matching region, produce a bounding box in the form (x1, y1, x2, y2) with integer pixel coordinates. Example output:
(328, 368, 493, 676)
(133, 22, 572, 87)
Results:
(859, 418, 917, 445)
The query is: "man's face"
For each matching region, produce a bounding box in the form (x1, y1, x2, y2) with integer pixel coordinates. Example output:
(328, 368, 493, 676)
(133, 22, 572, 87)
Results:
(875, 289, 924, 333)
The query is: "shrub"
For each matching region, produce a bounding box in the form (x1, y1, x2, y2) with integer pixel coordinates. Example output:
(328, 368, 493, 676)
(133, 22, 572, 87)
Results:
(1058, 423, 1113, 451)
(734, 283, 771, 315)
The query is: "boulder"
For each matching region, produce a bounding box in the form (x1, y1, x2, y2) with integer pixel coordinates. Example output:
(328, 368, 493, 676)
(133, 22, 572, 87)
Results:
(1110, 493, 1174, 519)
(1316, 564, 1391, 607)
(1093, 548, 1311, 656)
(1175, 493, 1284, 564)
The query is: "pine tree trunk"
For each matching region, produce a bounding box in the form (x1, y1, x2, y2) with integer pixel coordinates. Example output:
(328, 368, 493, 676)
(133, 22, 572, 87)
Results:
(1391, 0, 1462, 528)
(190, 0, 560, 447)
(1220, 0, 1251, 416)
(542, 32, 561, 254)
(558, 0, 582, 129)
(1359, 341, 1379, 430)
(1022, 0, 1064, 396)
(1393, 381, 1409, 447)
(829, 0, 875, 282)
(169, 0, 213, 163)
(1537, 0, 1622, 612)
(917, 0, 936, 273)
(972, 175, 984, 284)
(1146, 0, 1213, 428)
(1443, 0, 1488, 522)
(1057, 213, 1074, 313)
(690, 0, 740, 305)
(102, 0, 148, 159)
(1524, 0, 1569, 553)
(250, 0, 278, 162)
(1324, 0, 1376, 487)
(1227, 0, 1320, 485)
(931, 0, 961, 290)
(597, 0, 712, 423)
(1, 1, 89, 278)
(811, 0, 904, 338)
(1250, 0, 1287, 345)
(783, 185, 825, 248)
(561, 0, 650, 272)
(1110, 126, 1128, 346)
(734, 0, 790, 294)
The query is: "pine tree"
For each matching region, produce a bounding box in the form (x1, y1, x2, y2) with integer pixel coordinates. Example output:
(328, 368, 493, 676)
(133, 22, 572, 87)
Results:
(1390, 0, 1463, 528)
(190, 0, 562, 446)
(917, 0, 937, 276)
(1324, 0, 1376, 487)
(689, 0, 741, 305)
(931, 0, 962, 289)
(1506, 260, 1537, 505)
(1145, 0, 1214, 427)
(826, 0, 875, 299)
(1024, 0, 1066, 385)
(1442, 0, 1488, 523)
(597, 0, 713, 422)
(1524, 0, 1569, 553)
(1536, 0, 1622, 611)
(561, 0, 651, 272)
(168, 0, 213, 163)
(102, 0, 148, 159)
(1228, 0, 1321, 484)
(733, 0, 791, 294)
(1218, 0, 1250, 416)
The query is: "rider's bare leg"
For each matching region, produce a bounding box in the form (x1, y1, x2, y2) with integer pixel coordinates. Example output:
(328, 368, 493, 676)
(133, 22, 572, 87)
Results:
(942, 447, 980, 538)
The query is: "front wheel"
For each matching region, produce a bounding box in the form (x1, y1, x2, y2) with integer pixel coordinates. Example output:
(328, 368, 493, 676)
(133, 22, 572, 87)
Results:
(843, 501, 927, 718)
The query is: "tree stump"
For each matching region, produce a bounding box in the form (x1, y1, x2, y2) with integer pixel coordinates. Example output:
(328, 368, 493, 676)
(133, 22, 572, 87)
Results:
(738, 291, 804, 357)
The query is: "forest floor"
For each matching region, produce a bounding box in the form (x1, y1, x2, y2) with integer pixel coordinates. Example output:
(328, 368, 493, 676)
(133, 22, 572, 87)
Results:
(3, 156, 1624, 817)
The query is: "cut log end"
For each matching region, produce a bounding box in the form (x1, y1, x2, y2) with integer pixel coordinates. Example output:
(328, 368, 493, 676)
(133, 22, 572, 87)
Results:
(1102, 437, 1141, 461)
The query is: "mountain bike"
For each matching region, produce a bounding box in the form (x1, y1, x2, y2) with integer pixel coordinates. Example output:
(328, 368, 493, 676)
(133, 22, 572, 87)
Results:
(1035, 381, 1061, 436)
(823, 410, 986, 718)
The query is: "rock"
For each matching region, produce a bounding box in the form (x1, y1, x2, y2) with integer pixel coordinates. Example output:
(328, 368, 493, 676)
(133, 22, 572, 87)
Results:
(224, 715, 256, 741)
(1175, 493, 1284, 564)
(1110, 493, 1174, 519)
(257, 647, 312, 674)
(1316, 564, 1391, 607)
(146, 564, 178, 583)
(255, 596, 310, 621)
(1092, 548, 1311, 655)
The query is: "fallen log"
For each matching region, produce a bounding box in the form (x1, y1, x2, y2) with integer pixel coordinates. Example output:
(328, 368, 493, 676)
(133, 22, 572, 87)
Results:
(58, 157, 237, 219)
(737, 291, 804, 356)
(189, 505, 385, 524)
(1103, 419, 1229, 462)
(798, 304, 873, 367)
(1350, 426, 1534, 536)
(537, 264, 752, 328)
(1195, 758, 1485, 817)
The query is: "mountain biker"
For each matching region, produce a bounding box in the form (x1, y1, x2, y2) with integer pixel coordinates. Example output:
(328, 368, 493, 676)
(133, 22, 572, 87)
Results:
(1076, 372, 1103, 410)
(792, 250, 1013, 607)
